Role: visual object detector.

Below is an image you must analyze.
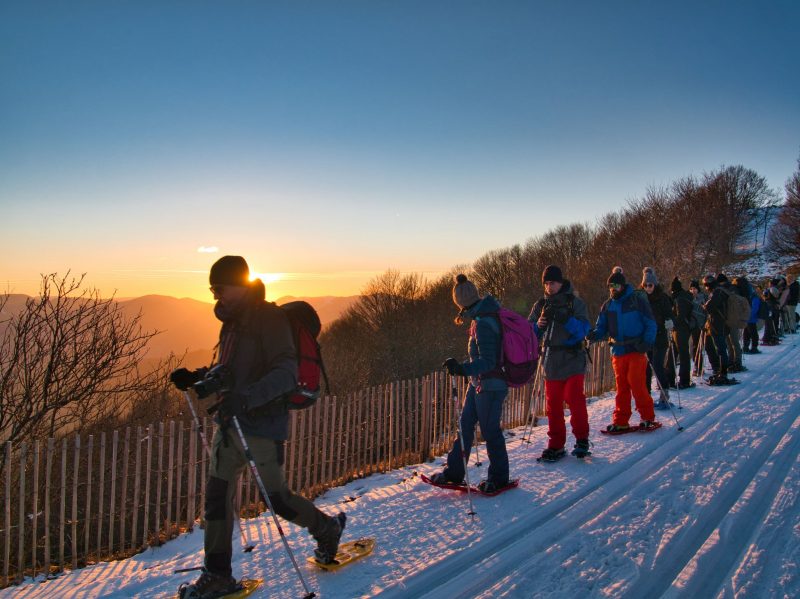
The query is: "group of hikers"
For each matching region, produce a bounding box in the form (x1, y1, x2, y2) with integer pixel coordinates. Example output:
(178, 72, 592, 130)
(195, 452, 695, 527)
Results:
(168, 255, 799, 599)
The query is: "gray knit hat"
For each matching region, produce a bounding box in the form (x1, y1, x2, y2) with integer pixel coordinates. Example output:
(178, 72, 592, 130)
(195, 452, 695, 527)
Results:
(452, 274, 481, 309)
(641, 267, 658, 287)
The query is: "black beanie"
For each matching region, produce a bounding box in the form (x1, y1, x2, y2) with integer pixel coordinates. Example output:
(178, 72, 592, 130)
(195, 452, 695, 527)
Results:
(671, 276, 683, 293)
(541, 265, 563, 284)
(689, 279, 700, 291)
(209, 255, 250, 287)
(716, 273, 728, 284)
(703, 274, 717, 289)
(607, 266, 626, 287)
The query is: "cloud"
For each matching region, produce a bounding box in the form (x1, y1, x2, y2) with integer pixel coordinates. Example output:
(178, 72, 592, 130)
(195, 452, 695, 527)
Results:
(197, 246, 219, 254)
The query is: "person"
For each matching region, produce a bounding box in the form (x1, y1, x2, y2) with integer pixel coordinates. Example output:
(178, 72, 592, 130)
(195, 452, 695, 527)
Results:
(728, 275, 752, 372)
(435, 274, 511, 493)
(170, 256, 345, 598)
(742, 282, 763, 354)
(762, 283, 781, 345)
(640, 268, 674, 407)
(528, 265, 592, 460)
(588, 267, 659, 432)
(701, 274, 733, 385)
(688, 280, 707, 376)
(668, 277, 695, 389)
(785, 274, 798, 333)
(776, 276, 789, 336)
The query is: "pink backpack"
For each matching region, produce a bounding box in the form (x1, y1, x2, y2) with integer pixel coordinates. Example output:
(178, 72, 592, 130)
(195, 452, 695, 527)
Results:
(471, 308, 539, 387)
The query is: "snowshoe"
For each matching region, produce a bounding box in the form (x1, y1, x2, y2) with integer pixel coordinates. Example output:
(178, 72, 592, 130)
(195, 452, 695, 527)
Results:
(706, 374, 739, 386)
(313, 512, 346, 564)
(428, 471, 463, 486)
(571, 439, 592, 458)
(537, 447, 567, 462)
(477, 479, 510, 493)
(178, 569, 240, 599)
(638, 420, 662, 432)
(677, 381, 696, 389)
(727, 364, 747, 373)
(601, 423, 636, 435)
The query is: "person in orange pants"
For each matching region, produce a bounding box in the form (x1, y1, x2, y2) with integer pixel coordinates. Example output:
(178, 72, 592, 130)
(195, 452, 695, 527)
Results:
(589, 267, 659, 432)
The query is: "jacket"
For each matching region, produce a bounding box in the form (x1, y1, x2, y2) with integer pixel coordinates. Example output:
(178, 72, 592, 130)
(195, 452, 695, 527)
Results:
(460, 295, 508, 392)
(214, 280, 298, 439)
(703, 286, 729, 337)
(646, 286, 674, 348)
(528, 279, 591, 380)
(671, 288, 694, 333)
(590, 283, 657, 356)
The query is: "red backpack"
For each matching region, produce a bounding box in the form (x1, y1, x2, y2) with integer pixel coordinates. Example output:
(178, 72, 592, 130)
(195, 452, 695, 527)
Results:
(279, 301, 329, 410)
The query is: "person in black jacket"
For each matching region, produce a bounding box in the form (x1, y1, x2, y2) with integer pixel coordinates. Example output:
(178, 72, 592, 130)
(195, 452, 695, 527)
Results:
(668, 277, 695, 389)
(170, 256, 345, 598)
(702, 274, 733, 385)
(641, 268, 674, 406)
(786, 274, 798, 333)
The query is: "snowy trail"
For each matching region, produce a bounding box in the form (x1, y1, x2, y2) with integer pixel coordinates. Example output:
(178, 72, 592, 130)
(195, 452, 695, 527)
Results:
(387, 341, 800, 598)
(2, 339, 798, 598)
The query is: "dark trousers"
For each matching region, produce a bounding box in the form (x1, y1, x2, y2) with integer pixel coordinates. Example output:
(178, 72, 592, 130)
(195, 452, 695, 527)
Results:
(743, 323, 759, 351)
(668, 328, 692, 386)
(705, 332, 729, 375)
(445, 384, 509, 485)
(646, 343, 669, 393)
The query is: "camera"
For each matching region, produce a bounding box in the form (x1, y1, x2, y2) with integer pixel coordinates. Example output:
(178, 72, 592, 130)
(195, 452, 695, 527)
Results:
(192, 364, 232, 399)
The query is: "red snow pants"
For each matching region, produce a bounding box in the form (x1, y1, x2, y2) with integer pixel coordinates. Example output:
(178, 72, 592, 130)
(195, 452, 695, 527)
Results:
(544, 373, 588, 450)
(611, 352, 655, 426)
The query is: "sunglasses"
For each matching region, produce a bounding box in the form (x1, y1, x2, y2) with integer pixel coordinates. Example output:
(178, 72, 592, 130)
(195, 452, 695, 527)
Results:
(644, 283, 655, 288)
(608, 283, 622, 291)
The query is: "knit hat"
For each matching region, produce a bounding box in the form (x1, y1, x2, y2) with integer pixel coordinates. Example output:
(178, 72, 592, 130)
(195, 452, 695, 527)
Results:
(641, 267, 658, 287)
(702, 274, 717, 289)
(452, 274, 481, 309)
(607, 266, 626, 287)
(209, 255, 250, 287)
(689, 279, 700, 291)
(541, 265, 563, 284)
(716, 273, 729, 285)
(670, 276, 683, 293)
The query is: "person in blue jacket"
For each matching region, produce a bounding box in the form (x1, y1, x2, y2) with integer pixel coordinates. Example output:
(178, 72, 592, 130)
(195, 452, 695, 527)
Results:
(588, 267, 659, 432)
(742, 280, 763, 354)
(434, 274, 511, 493)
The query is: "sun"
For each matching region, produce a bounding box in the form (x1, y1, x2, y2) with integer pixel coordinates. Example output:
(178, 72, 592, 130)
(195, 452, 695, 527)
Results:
(250, 272, 283, 285)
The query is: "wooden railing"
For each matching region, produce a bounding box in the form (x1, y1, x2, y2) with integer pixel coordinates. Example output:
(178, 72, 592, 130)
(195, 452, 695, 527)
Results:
(1, 342, 615, 587)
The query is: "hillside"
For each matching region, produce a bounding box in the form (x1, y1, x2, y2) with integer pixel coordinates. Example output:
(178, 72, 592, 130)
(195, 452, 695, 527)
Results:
(3, 337, 798, 598)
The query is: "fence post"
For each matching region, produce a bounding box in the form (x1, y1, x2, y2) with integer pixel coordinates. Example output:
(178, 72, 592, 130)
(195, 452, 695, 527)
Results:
(120, 428, 131, 555)
(155, 422, 164, 543)
(59, 438, 66, 572)
(44, 438, 54, 578)
(31, 441, 40, 580)
(108, 431, 117, 556)
(96, 432, 105, 560)
(131, 426, 142, 552)
(71, 436, 80, 570)
(17, 442, 26, 582)
(5, 442, 12, 585)
(143, 425, 153, 547)
(84, 436, 93, 562)
(186, 420, 196, 530)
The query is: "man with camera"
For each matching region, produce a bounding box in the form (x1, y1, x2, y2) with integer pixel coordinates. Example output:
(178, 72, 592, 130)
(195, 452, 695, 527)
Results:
(170, 256, 344, 599)
(528, 265, 592, 461)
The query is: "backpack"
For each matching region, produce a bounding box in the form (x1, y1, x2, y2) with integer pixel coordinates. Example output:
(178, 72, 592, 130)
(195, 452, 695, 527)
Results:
(688, 301, 707, 331)
(724, 289, 750, 329)
(279, 301, 329, 410)
(472, 308, 539, 387)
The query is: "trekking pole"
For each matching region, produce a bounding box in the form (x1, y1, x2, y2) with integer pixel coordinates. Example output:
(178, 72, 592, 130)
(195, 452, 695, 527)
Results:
(181, 391, 255, 552)
(449, 375, 477, 518)
(230, 415, 316, 599)
(644, 355, 684, 431)
(668, 344, 683, 410)
(521, 323, 554, 444)
(692, 330, 705, 378)
(473, 439, 483, 467)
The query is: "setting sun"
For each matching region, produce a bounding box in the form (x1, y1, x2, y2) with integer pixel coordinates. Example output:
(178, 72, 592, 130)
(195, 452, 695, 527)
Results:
(250, 272, 284, 286)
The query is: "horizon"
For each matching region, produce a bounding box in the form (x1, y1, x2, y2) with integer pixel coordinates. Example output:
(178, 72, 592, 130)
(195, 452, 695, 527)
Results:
(2, 2, 799, 302)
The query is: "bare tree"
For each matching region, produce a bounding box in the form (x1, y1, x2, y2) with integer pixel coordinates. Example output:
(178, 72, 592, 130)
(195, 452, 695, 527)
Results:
(0, 273, 161, 449)
(768, 154, 800, 268)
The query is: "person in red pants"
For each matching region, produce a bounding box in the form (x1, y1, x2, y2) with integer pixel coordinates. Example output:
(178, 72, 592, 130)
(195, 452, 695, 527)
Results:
(589, 267, 659, 432)
(528, 265, 592, 461)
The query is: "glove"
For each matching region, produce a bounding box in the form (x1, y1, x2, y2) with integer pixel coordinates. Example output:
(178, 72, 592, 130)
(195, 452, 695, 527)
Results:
(664, 319, 674, 332)
(634, 341, 653, 354)
(170, 368, 201, 391)
(442, 358, 465, 376)
(192, 364, 232, 399)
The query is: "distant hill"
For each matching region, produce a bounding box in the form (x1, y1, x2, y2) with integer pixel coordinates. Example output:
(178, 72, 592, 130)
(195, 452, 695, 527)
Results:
(1, 293, 359, 362)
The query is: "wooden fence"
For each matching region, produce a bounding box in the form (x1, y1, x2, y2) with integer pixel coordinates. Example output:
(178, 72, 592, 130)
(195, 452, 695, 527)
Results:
(1, 342, 615, 587)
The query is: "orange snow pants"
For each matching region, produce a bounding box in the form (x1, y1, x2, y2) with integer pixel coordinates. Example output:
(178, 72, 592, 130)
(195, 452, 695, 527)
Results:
(611, 352, 655, 426)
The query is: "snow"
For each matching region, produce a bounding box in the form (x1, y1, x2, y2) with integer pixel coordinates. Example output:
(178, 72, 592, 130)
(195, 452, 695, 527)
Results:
(3, 339, 799, 598)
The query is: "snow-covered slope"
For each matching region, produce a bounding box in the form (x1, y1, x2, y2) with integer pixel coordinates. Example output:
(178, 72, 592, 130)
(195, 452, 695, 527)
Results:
(3, 339, 799, 598)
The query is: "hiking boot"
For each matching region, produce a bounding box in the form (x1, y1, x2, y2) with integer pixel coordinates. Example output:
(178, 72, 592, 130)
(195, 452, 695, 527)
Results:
(659, 389, 670, 402)
(477, 479, 509, 493)
(606, 424, 630, 433)
(314, 512, 346, 564)
(539, 447, 567, 462)
(677, 381, 696, 389)
(728, 364, 747, 373)
(571, 439, 592, 458)
(178, 569, 239, 599)
(429, 471, 463, 486)
(639, 420, 660, 430)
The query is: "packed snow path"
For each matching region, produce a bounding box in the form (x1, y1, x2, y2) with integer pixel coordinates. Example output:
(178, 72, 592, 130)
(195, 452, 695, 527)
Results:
(3, 339, 799, 598)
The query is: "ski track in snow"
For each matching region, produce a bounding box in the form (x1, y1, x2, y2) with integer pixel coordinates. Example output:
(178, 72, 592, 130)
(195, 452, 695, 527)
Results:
(2, 340, 799, 598)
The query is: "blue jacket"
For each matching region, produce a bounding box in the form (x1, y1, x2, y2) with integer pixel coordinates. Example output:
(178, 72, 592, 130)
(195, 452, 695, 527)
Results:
(748, 294, 761, 325)
(591, 284, 657, 356)
(459, 295, 508, 392)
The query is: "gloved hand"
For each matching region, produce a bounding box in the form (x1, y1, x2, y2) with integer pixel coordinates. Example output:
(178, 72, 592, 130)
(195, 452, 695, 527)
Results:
(442, 358, 465, 376)
(192, 364, 232, 399)
(664, 319, 674, 332)
(634, 341, 653, 354)
(170, 368, 201, 391)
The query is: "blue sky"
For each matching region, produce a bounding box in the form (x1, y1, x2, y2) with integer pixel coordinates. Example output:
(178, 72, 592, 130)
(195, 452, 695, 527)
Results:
(1, 1, 798, 300)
